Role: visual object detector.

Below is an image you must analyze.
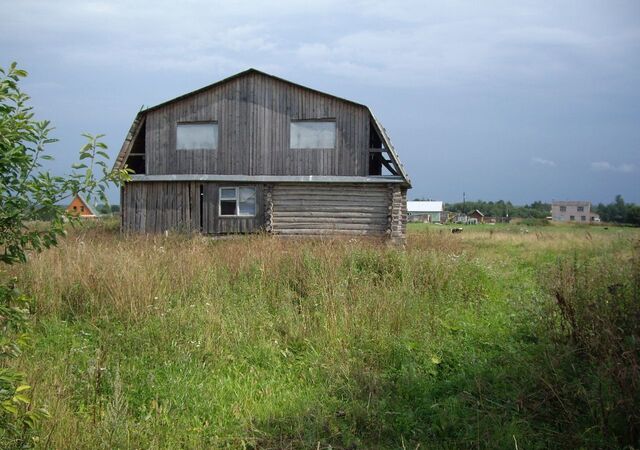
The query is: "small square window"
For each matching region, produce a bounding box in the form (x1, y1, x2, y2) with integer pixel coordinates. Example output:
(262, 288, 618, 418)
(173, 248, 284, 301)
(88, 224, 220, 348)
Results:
(560, 206, 567, 212)
(577, 206, 584, 212)
(581, 216, 586, 221)
(570, 215, 575, 221)
(219, 187, 256, 217)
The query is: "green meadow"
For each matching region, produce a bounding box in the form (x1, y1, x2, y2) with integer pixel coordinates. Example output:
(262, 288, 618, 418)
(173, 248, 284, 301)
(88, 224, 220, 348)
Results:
(6, 221, 639, 449)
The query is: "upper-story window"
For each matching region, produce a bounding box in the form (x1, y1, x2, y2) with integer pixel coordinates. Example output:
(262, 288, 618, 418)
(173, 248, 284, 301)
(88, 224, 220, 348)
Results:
(560, 206, 567, 212)
(577, 206, 584, 212)
(290, 120, 336, 149)
(177, 122, 218, 150)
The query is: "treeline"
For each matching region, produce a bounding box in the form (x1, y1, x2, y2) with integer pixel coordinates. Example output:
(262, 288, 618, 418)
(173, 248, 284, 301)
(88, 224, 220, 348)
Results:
(595, 195, 640, 225)
(442, 200, 551, 219)
(96, 204, 120, 214)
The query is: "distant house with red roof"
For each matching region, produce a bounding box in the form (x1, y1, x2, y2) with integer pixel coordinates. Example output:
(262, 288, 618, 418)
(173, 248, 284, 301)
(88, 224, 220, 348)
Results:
(66, 194, 98, 218)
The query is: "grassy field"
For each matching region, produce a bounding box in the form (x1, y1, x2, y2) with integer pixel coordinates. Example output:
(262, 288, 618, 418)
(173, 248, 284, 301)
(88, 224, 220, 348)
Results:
(5, 221, 639, 449)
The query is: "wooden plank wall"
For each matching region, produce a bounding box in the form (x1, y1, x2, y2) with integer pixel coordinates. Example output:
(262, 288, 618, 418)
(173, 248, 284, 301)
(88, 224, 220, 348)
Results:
(122, 182, 263, 234)
(270, 183, 391, 236)
(145, 73, 371, 177)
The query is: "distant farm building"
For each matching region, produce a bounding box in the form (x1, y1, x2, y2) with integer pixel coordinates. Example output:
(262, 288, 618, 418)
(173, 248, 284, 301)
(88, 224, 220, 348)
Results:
(66, 194, 98, 218)
(114, 69, 411, 243)
(551, 201, 600, 223)
(469, 209, 485, 224)
(407, 201, 444, 223)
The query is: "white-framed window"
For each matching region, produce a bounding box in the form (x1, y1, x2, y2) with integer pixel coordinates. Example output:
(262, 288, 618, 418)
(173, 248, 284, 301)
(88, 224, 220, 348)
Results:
(176, 122, 218, 150)
(219, 187, 256, 217)
(290, 120, 336, 149)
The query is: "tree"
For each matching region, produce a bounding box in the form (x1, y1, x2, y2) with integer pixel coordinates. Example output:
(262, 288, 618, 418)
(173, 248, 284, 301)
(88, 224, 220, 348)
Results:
(595, 196, 640, 226)
(0, 62, 130, 448)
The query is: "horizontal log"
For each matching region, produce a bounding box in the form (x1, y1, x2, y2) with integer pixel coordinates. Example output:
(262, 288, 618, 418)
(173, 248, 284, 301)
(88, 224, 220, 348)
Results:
(272, 211, 390, 219)
(272, 187, 389, 195)
(272, 194, 389, 202)
(273, 201, 390, 209)
(272, 222, 388, 231)
(272, 205, 391, 213)
(273, 217, 389, 225)
(274, 229, 387, 236)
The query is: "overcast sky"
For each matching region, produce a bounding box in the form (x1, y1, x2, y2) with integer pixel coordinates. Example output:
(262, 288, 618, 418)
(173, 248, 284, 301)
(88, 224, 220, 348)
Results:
(2, 0, 639, 204)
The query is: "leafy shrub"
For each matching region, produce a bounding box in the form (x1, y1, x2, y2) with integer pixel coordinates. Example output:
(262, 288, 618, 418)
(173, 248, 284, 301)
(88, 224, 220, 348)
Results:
(0, 281, 49, 449)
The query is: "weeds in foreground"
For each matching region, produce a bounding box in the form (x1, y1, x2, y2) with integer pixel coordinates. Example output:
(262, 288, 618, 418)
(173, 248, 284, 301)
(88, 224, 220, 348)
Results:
(544, 244, 640, 446)
(5, 224, 640, 448)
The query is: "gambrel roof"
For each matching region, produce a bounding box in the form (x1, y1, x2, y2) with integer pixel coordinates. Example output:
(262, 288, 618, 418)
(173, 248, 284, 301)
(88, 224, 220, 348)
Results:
(114, 69, 410, 186)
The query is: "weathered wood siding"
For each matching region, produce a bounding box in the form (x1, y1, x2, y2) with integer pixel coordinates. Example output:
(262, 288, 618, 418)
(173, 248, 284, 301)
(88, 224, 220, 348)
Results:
(122, 182, 263, 234)
(268, 183, 391, 236)
(145, 72, 370, 177)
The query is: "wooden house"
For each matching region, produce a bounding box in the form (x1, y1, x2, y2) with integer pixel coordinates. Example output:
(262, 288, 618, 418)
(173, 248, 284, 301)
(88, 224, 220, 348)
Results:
(469, 210, 485, 224)
(114, 69, 411, 243)
(66, 194, 98, 218)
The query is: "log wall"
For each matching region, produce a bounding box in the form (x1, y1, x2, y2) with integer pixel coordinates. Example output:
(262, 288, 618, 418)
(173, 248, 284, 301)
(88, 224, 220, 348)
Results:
(269, 183, 392, 236)
(122, 181, 407, 242)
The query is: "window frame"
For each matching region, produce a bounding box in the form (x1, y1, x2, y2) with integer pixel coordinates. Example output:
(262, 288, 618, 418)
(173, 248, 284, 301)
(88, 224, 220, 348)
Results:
(577, 206, 584, 212)
(218, 186, 257, 218)
(176, 121, 219, 151)
(559, 206, 567, 212)
(289, 119, 337, 150)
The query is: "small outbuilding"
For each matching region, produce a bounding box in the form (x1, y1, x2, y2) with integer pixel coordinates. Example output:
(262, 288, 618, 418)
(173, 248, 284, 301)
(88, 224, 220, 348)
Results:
(407, 201, 444, 223)
(469, 210, 485, 224)
(66, 194, 98, 218)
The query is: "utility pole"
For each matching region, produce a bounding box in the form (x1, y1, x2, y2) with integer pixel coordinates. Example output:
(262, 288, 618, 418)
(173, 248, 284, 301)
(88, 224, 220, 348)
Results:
(462, 191, 466, 214)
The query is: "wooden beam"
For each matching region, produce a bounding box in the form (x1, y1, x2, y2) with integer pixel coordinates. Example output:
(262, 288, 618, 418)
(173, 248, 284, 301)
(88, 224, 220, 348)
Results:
(112, 113, 146, 172)
(368, 110, 411, 187)
(380, 158, 398, 176)
(129, 174, 406, 183)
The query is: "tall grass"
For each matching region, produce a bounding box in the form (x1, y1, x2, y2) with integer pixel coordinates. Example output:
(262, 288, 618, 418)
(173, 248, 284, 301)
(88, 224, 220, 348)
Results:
(544, 244, 640, 446)
(6, 223, 640, 449)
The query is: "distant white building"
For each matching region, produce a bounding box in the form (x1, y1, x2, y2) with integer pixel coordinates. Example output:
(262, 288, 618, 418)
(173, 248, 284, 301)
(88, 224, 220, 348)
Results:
(551, 201, 600, 223)
(407, 201, 444, 223)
